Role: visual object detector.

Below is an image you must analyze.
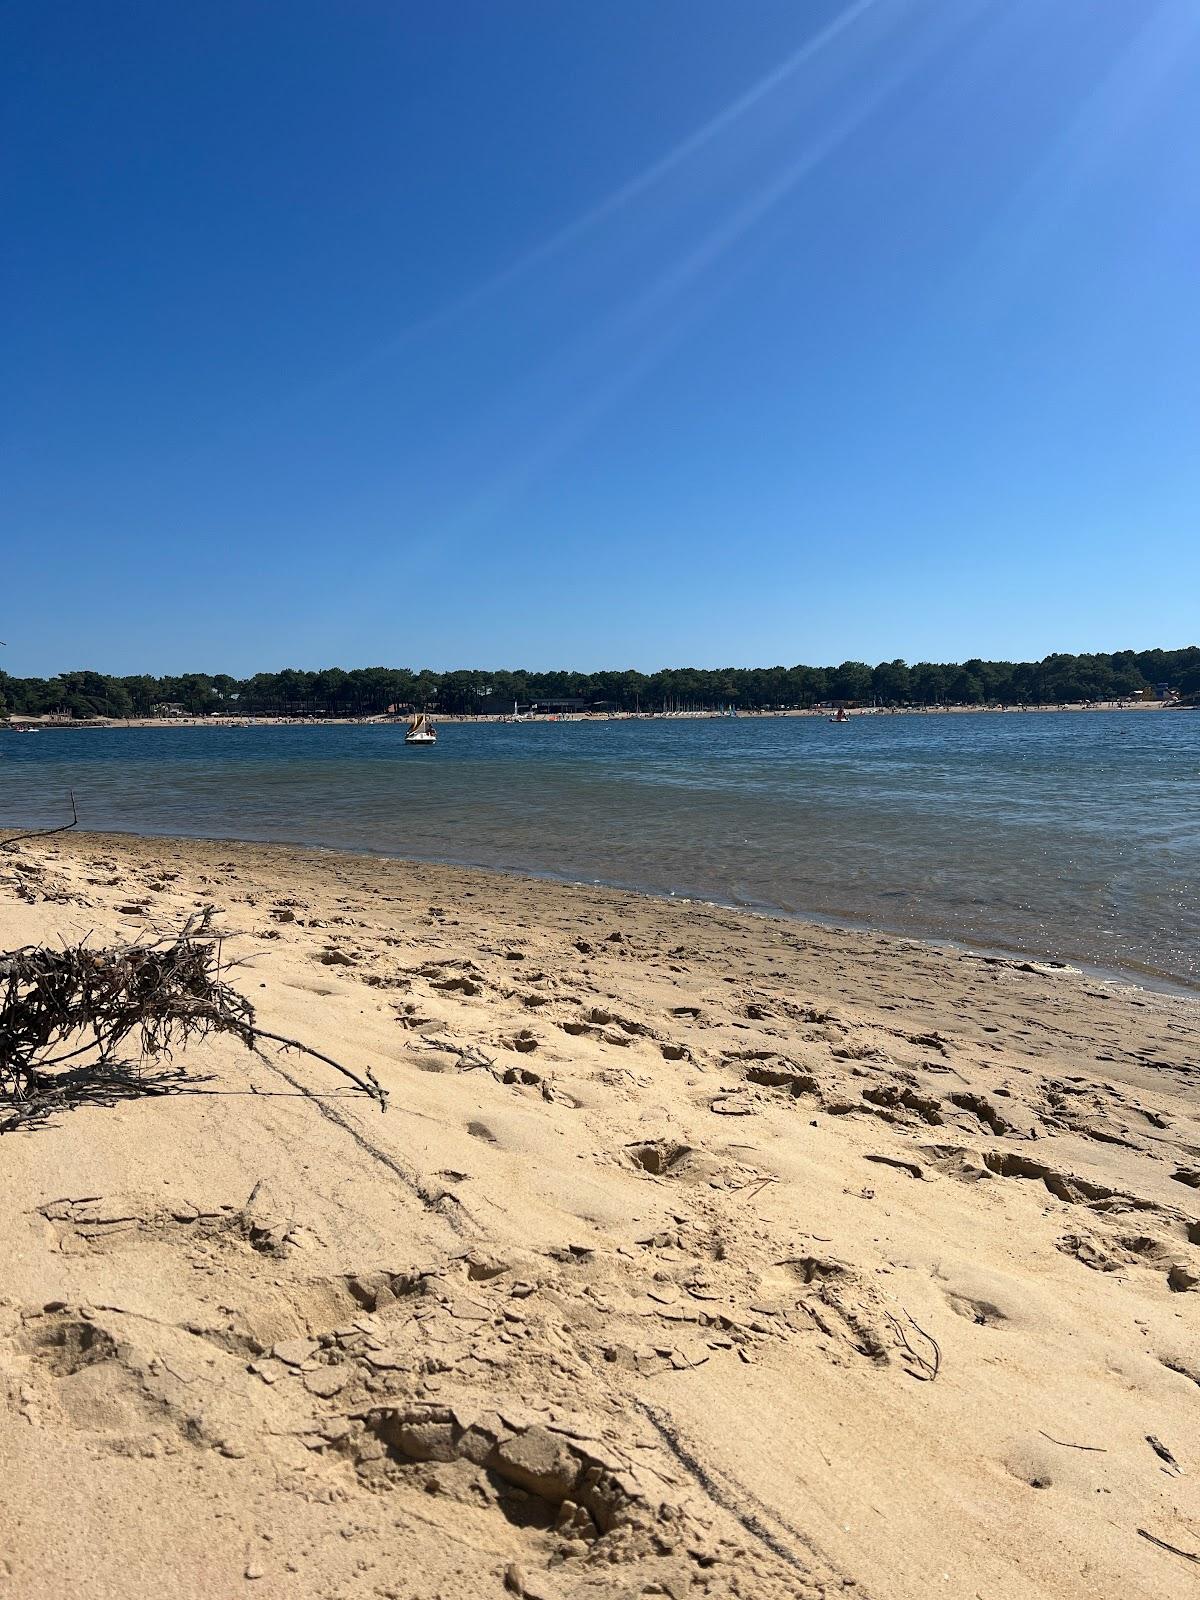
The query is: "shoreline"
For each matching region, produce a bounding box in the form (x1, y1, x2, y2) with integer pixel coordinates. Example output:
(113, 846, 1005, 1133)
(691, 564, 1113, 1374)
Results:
(4, 824, 1195, 998)
(1, 829, 1198, 1598)
(3, 700, 1183, 729)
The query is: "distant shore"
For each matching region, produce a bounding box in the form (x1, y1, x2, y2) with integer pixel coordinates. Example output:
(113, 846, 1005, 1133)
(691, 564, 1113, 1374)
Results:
(2, 699, 1182, 730)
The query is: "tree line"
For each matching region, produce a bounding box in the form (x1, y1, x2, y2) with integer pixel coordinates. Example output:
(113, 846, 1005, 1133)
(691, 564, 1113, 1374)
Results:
(1, 646, 1197, 721)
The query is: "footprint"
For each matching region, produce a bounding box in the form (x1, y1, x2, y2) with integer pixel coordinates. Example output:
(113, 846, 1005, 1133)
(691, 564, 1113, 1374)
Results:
(504, 1031, 539, 1054)
(862, 1085, 944, 1125)
(1158, 1353, 1200, 1388)
(433, 975, 483, 996)
(745, 1061, 819, 1095)
(625, 1140, 692, 1177)
(949, 1092, 1015, 1136)
(1002, 1444, 1058, 1490)
(946, 1293, 1007, 1327)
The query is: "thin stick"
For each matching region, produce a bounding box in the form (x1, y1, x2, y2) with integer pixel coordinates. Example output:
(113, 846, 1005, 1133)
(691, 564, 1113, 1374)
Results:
(250, 1028, 387, 1110)
(420, 1033, 496, 1072)
(1039, 1431, 1106, 1453)
(0, 791, 79, 850)
(740, 1175, 777, 1201)
(1137, 1529, 1200, 1565)
(887, 1309, 941, 1381)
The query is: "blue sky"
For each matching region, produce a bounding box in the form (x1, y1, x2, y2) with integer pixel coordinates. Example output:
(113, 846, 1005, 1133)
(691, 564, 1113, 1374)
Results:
(4, 0, 1198, 676)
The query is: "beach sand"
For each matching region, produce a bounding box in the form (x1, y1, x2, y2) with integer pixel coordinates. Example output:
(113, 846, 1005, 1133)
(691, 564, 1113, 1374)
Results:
(1, 832, 1198, 1599)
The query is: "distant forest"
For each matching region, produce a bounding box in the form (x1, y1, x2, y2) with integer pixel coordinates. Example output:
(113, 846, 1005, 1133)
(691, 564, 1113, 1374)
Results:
(2, 646, 1198, 720)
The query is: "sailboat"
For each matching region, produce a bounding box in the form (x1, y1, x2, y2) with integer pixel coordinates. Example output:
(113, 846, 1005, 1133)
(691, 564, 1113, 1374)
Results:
(405, 712, 437, 746)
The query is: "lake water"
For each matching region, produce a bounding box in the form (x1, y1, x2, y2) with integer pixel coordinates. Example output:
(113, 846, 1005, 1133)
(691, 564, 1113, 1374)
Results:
(2, 713, 1197, 988)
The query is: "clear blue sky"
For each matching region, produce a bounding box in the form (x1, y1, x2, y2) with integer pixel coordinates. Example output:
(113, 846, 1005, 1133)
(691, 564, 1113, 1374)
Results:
(4, 0, 1198, 676)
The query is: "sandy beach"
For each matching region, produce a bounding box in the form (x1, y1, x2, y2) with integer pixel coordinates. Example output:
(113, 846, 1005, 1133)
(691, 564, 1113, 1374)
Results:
(1, 831, 1198, 1599)
(2, 700, 1180, 729)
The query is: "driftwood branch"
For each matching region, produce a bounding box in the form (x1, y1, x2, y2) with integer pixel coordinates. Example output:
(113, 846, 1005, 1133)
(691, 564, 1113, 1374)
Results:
(0, 907, 387, 1129)
(0, 791, 79, 851)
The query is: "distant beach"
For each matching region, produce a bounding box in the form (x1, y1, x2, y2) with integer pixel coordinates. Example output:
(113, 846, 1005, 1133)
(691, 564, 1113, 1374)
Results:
(3, 698, 1180, 730)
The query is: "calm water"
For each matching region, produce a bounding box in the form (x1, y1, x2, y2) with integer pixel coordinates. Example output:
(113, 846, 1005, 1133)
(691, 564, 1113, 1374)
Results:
(2, 713, 1198, 987)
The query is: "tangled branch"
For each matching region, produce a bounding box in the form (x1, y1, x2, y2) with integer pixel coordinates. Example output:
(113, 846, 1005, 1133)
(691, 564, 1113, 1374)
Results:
(0, 908, 386, 1130)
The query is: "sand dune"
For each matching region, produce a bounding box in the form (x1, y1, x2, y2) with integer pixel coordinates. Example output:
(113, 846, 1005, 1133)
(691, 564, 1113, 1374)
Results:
(1, 833, 1198, 1599)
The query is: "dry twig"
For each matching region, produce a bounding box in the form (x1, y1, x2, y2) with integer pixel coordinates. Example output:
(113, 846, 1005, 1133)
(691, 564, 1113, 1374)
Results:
(0, 792, 79, 851)
(1137, 1529, 1200, 1565)
(419, 1033, 496, 1073)
(1038, 1431, 1107, 1453)
(886, 1308, 941, 1381)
